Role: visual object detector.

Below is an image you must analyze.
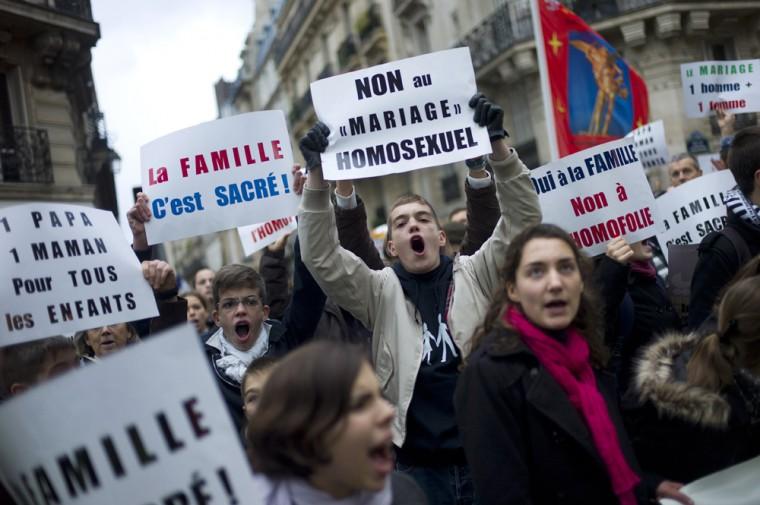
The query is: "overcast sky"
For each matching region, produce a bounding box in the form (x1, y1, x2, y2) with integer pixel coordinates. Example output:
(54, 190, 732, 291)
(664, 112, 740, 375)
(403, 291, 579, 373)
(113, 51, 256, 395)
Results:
(90, 0, 254, 237)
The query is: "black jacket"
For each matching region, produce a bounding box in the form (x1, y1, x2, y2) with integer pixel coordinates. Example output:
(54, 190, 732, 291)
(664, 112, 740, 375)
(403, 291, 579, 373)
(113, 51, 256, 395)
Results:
(594, 257, 681, 392)
(623, 332, 760, 483)
(203, 237, 325, 429)
(455, 327, 652, 505)
(688, 210, 760, 329)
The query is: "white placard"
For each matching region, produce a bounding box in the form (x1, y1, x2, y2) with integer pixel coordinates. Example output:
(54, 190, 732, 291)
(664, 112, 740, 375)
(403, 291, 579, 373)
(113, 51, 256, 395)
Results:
(310, 47, 491, 180)
(626, 120, 669, 170)
(140, 111, 299, 244)
(696, 152, 720, 175)
(656, 170, 736, 261)
(0, 203, 158, 347)
(681, 59, 760, 118)
(532, 138, 658, 256)
(661, 455, 760, 505)
(0, 324, 264, 505)
(237, 216, 297, 256)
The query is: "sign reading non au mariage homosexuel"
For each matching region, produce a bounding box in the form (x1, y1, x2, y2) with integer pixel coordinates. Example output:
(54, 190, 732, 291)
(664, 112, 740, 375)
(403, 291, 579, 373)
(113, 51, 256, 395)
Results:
(310, 47, 492, 180)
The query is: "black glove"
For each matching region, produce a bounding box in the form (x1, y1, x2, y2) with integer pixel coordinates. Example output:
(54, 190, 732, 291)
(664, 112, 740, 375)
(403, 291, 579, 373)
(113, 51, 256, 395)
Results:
(298, 122, 330, 171)
(465, 155, 486, 172)
(469, 93, 508, 141)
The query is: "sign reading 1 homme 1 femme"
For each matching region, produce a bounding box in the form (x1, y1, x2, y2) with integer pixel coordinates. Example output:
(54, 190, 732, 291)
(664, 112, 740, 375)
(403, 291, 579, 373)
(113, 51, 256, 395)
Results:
(655, 169, 737, 262)
(681, 59, 760, 118)
(0, 324, 265, 505)
(532, 137, 658, 257)
(0, 203, 158, 347)
(310, 47, 492, 180)
(140, 110, 299, 244)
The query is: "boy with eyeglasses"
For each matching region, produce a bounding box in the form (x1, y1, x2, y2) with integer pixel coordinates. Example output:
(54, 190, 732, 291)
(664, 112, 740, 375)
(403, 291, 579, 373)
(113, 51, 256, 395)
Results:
(204, 258, 324, 429)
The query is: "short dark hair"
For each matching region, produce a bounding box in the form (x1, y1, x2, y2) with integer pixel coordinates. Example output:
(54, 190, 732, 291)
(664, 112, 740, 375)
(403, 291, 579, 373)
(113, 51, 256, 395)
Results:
(0, 336, 75, 399)
(240, 355, 279, 396)
(247, 341, 368, 478)
(728, 126, 760, 196)
(212, 264, 267, 305)
(183, 290, 210, 311)
(448, 206, 467, 222)
(384, 193, 443, 259)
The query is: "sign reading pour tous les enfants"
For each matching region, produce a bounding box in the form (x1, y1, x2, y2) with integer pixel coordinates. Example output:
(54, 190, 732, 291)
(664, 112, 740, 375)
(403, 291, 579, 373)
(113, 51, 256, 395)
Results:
(0, 203, 158, 347)
(531, 137, 658, 256)
(140, 110, 299, 244)
(309, 47, 492, 180)
(0, 324, 266, 505)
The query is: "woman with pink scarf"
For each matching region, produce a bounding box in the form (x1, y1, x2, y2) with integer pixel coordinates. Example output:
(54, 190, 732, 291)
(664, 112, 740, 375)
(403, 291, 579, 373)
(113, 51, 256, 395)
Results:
(454, 224, 690, 505)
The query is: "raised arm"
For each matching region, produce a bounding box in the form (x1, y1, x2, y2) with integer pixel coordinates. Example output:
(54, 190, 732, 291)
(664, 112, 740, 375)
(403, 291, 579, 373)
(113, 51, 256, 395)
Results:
(334, 179, 385, 270)
(297, 122, 385, 328)
(127, 192, 154, 262)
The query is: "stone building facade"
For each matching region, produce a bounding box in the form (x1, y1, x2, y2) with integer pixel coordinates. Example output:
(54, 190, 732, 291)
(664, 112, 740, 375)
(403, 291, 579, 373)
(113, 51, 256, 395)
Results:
(0, 0, 119, 214)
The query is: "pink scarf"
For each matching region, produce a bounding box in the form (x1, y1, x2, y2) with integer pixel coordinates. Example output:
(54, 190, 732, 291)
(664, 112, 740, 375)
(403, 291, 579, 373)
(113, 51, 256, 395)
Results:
(504, 306, 639, 505)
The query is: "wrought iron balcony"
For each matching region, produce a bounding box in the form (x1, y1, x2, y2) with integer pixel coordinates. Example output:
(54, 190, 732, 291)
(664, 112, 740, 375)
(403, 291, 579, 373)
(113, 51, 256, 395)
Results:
(459, 0, 665, 73)
(358, 3, 383, 43)
(338, 36, 358, 69)
(289, 89, 313, 125)
(21, 0, 93, 20)
(272, 0, 318, 67)
(0, 126, 54, 184)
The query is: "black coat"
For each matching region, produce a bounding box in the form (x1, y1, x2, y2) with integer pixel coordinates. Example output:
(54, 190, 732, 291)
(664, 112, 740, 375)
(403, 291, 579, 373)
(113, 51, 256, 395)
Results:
(455, 328, 653, 505)
(594, 257, 681, 392)
(688, 210, 760, 329)
(623, 332, 760, 483)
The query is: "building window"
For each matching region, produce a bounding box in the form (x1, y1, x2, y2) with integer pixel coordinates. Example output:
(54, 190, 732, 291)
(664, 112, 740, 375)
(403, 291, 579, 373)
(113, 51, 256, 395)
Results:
(440, 165, 461, 203)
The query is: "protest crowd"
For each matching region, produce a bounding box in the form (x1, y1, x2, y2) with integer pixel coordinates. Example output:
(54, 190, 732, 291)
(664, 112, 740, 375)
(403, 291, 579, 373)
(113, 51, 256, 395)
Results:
(2, 9, 760, 505)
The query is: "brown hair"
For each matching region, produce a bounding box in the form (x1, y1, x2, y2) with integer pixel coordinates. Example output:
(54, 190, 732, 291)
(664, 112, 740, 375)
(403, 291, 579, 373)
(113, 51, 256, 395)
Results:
(728, 126, 760, 196)
(687, 276, 760, 391)
(240, 355, 279, 396)
(0, 336, 76, 399)
(183, 290, 210, 312)
(247, 341, 368, 478)
(384, 193, 443, 259)
(212, 264, 267, 305)
(470, 223, 608, 368)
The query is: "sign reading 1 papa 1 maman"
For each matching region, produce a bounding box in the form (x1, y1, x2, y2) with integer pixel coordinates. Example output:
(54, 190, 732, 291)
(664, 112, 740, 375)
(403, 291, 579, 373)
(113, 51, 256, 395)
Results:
(0, 203, 158, 347)
(140, 110, 299, 244)
(0, 324, 265, 505)
(310, 47, 491, 180)
(681, 59, 760, 118)
(532, 137, 658, 256)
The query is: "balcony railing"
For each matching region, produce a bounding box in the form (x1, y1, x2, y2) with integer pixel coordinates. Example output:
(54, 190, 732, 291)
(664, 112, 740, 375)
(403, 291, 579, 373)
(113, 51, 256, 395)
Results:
(289, 89, 313, 125)
(272, 0, 318, 66)
(459, 0, 665, 72)
(24, 0, 93, 20)
(0, 126, 54, 184)
(358, 3, 383, 43)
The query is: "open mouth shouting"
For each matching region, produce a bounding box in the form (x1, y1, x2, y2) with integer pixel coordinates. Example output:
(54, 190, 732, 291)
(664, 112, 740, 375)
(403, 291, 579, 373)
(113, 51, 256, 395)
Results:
(234, 322, 252, 343)
(367, 438, 394, 478)
(544, 299, 569, 316)
(410, 235, 426, 256)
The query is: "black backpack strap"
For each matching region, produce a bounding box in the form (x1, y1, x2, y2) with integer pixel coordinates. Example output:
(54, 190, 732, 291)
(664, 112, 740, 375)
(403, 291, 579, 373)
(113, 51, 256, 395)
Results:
(721, 226, 752, 264)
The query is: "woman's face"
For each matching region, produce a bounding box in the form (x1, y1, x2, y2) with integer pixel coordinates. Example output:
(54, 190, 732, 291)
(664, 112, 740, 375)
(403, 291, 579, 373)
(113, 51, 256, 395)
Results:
(186, 295, 209, 334)
(508, 238, 584, 331)
(85, 323, 133, 357)
(310, 362, 396, 499)
(243, 368, 274, 422)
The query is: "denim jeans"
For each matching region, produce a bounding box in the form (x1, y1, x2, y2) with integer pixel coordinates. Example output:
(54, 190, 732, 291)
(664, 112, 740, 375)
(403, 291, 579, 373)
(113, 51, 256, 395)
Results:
(395, 461, 478, 505)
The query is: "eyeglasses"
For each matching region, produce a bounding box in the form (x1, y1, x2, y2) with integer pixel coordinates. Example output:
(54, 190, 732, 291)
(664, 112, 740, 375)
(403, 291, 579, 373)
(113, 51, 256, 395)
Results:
(218, 296, 261, 312)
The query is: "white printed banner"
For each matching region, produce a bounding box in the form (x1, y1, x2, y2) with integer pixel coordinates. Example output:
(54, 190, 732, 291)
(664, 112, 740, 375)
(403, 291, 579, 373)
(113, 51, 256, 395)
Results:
(237, 216, 297, 256)
(661, 455, 760, 505)
(140, 110, 299, 244)
(625, 120, 669, 170)
(0, 324, 265, 505)
(310, 47, 491, 180)
(532, 138, 658, 256)
(681, 59, 760, 117)
(0, 203, 158, 347)
(656, 170, 736, 261)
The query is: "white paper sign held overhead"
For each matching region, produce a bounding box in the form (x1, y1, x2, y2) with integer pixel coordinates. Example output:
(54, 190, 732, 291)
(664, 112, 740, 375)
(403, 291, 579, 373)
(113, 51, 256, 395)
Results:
(238, 216, 297, 256)
(310, 47, 491, 180)
(0, 203, 158, 347)
(681, 59, 760, 118)
(141, 110, 299, 244)
(626, 120, 669, 170)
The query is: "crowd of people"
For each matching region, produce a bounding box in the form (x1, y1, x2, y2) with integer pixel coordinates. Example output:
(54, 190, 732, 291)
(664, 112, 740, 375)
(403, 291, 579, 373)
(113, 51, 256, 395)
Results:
(1, 94, 759, 505)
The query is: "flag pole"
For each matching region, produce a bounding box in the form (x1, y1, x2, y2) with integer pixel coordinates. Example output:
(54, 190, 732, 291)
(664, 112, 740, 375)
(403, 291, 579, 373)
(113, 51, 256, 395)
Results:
(529, 0, 560, 161)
